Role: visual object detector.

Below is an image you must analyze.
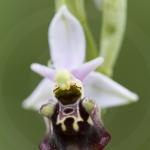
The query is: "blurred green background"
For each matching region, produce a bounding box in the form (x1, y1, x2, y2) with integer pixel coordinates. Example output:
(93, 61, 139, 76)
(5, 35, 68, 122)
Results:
(0, 0, 150, 150)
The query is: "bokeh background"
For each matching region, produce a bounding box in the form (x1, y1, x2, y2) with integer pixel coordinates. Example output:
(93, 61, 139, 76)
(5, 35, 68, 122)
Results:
(0, 0, 150, 150)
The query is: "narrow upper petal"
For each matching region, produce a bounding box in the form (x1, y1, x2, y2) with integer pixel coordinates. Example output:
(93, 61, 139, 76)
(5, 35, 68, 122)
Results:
(49, 5, 85, 70)
(31, 63, 56, 81)
(83, 72, 138, 108)
(22, 78, 56, 110)
(71, 57, 104, 81)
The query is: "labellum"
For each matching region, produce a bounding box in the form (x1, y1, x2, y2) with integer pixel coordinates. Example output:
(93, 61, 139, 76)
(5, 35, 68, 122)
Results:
(39, 72, 111, 150)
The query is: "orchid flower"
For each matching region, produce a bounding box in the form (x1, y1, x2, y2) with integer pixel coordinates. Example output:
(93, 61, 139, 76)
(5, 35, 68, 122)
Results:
(22, 5, 138, 111)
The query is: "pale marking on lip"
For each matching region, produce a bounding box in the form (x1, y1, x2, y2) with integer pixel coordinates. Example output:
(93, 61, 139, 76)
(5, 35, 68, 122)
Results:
(56, 101, 83, 132)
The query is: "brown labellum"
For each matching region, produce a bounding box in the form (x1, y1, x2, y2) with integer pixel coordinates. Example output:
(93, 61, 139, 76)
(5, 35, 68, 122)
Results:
(39, 98, 111, 150)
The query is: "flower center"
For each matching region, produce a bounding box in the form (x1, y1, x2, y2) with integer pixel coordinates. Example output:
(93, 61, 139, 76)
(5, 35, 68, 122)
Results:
(53, 69, 83, 105)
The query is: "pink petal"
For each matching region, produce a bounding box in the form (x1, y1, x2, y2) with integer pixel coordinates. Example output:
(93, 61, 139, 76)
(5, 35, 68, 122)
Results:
(30, 63, 56, 81)
(83, 72, 139, 108)
(22, 78, 56, 110)
(49, 5, 85, 70)
(71, 57, 104, 81)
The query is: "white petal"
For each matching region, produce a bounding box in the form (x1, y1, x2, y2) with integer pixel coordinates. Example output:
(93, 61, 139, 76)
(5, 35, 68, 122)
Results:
(49, 5, 85, 70)
(31, 63, 56, 81)
(71, 57, 104, 81)
(83, 72, 138, 108)
(22, 78, 56, 111)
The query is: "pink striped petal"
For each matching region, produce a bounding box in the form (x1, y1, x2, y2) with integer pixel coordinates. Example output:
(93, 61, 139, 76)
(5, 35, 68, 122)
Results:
(49, 5, 85, 70)
(83, 72, 139, 108)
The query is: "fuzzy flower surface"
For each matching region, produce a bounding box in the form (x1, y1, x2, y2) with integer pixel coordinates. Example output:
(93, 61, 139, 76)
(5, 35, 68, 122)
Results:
(22, 5, 138, 111)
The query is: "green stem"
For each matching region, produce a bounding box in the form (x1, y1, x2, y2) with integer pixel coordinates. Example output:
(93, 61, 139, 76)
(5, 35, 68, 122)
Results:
(55, 0, 98, 61)
(98, 0, 127, 77)
(82, 23, 98, 61)
(55, 0, 66, 8)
